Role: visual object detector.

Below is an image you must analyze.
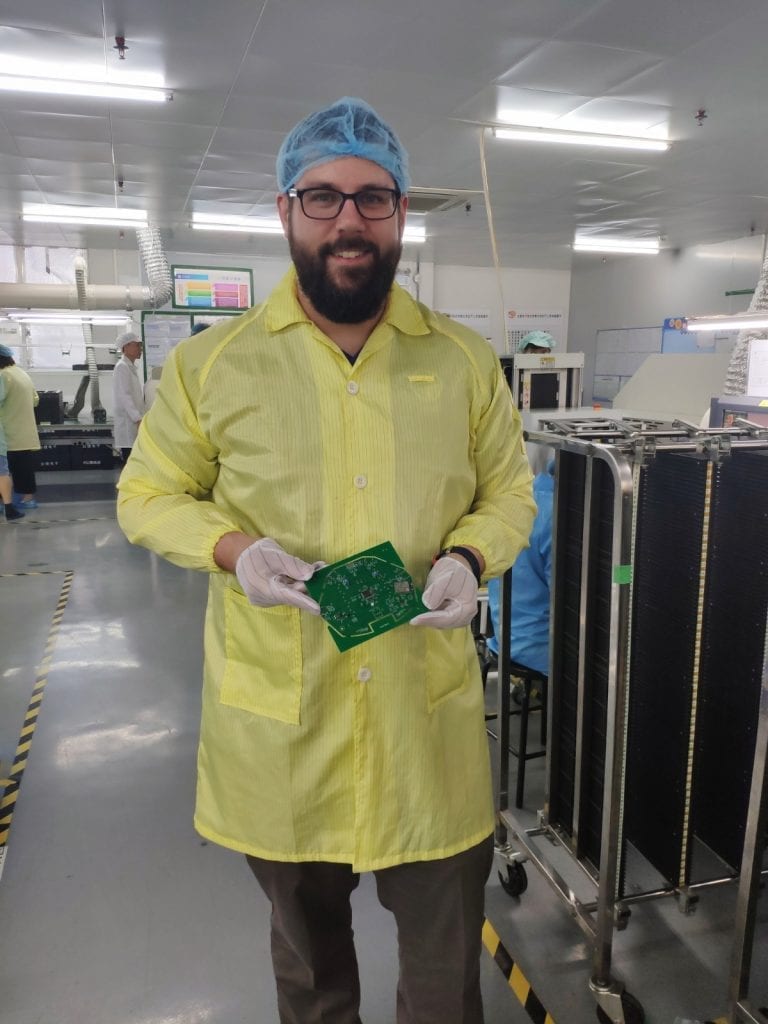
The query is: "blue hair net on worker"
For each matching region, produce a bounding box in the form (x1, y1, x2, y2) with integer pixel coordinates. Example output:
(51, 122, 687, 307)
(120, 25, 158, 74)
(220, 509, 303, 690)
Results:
(518, 330, 556, 353)
(276, 97, 410, 194)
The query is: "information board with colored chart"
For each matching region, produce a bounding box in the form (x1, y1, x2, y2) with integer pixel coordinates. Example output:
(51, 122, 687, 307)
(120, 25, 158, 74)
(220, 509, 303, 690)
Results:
(172, 265, 253, 310)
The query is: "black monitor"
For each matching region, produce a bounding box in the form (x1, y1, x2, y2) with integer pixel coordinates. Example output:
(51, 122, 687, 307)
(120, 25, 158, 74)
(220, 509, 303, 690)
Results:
(709, 395, 768, 429)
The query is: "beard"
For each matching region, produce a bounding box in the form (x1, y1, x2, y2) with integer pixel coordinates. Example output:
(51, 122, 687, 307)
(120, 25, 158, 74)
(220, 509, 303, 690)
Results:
(288, 228, 402, 324)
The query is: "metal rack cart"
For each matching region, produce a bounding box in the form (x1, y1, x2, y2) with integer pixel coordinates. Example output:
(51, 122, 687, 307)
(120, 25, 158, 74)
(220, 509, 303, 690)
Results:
(494, 417, 768, 1024)
(726, 609, 768, 1024)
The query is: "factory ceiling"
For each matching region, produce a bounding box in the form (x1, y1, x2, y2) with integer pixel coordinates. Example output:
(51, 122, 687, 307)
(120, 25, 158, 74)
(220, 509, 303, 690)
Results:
(1, 0, 767, 270)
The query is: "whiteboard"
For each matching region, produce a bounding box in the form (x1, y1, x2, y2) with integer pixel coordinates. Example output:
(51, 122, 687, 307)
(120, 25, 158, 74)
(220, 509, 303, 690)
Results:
(594, 325, 662, 402)
(747, 338, 768, 397)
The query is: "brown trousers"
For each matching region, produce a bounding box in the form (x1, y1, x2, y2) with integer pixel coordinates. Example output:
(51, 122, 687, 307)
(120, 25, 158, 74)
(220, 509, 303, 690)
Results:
(247, 834, 494, 1024)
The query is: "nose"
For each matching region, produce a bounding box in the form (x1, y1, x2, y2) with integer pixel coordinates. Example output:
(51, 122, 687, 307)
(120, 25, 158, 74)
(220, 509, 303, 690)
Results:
(334, 195, 367, 228)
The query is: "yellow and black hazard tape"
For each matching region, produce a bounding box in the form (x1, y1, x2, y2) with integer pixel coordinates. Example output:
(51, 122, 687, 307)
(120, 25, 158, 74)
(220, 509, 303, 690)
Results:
(482, 917, 556, 1023)
(0, 569, 74, 881)
(483, 912, 730, 1024)
(19, 515, 115, 528)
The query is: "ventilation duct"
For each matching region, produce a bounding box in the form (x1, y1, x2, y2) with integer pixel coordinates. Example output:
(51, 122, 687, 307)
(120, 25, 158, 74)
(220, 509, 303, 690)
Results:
(135, 222, 172, 308)
(74, 256, 104, 417)
(0, 222, 172, 311)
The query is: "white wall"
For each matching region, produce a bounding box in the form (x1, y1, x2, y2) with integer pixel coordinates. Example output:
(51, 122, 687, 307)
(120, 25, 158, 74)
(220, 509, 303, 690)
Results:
(431, 264, 571, 355)
(569, 234, 765, 403)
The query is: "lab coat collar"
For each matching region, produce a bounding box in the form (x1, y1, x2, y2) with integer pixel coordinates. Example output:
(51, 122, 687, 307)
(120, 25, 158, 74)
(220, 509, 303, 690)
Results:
(266, 267, 431, 339)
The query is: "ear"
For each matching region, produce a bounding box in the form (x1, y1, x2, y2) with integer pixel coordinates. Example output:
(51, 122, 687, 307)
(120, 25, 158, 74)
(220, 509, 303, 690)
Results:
(276, 193, 290, 236)
(397, 193, 409, 237)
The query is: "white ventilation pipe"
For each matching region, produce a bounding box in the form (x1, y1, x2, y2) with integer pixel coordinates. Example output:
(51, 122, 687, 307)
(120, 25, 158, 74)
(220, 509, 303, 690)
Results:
(74, 257, 104, 416)
(0, 222, 172, 311)
(0, 281, 149, 309)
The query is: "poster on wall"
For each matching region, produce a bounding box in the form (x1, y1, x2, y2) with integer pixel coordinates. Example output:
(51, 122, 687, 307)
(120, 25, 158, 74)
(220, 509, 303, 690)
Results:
(142, 314, 196, 368)
(172, 265, 253, 310)
(0, 321, 22, 353)
(142, 311, 242, 368)
(505, 309, 564, 352)
(661, 316, 715, 353)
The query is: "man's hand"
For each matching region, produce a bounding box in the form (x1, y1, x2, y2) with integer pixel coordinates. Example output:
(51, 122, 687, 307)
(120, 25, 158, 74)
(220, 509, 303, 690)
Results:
(410, 556, 478, 629)
(235, 537, 323, 614)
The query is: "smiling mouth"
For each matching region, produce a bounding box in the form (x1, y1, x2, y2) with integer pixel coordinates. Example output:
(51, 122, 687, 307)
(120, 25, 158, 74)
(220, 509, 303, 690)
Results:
(330, 248, 372, 261)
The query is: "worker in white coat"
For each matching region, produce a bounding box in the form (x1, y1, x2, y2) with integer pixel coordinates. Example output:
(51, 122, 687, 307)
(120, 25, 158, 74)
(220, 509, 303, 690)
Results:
(112, 330, 145, 461)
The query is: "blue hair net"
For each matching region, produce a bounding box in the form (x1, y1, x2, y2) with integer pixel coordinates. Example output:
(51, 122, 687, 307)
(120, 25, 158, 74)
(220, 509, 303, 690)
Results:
(518, 330, 556, 353)
(0, 343, 14, 358)
(277, 97, 410, 194)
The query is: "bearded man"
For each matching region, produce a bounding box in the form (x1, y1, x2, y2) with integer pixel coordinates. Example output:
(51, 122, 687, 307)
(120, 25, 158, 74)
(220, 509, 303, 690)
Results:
(117, 97, 534, 1024)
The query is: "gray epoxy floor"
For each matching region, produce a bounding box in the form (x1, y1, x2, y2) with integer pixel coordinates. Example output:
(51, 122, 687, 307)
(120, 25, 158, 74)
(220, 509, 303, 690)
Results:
(0, 495, 765, 1024)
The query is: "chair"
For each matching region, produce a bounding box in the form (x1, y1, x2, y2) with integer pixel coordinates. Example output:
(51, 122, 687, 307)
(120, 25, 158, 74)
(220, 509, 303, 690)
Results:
(479, 646, 547, 809)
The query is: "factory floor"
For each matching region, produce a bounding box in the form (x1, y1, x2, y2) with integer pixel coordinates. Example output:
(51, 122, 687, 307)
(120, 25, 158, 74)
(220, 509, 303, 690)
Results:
(1, 485, 765, 1024)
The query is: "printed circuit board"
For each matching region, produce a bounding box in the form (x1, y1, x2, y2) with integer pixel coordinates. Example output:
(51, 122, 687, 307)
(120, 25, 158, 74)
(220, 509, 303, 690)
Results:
(305, 541, 423, 652)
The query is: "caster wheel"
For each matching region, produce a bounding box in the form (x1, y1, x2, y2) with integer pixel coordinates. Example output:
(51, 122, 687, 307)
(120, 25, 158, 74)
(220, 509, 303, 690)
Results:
(595, 990, 645, 1024)
(498, 862, 528, 897)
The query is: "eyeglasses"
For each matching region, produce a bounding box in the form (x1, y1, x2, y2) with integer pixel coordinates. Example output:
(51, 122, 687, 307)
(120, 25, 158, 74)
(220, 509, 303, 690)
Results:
(287, 187, 400, 221)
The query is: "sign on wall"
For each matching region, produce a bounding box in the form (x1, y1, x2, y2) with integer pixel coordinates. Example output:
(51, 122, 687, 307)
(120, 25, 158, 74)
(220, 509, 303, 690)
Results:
(171, 265, 253, 310)
(437, 309, 492, 341)
(505, 309, 564, 353)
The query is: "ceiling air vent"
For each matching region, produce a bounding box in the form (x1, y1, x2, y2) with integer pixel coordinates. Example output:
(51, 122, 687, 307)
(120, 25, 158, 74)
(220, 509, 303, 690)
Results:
(406, 187, 483, 214)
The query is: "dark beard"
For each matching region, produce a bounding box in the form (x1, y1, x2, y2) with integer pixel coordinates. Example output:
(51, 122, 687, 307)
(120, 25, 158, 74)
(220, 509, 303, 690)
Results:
(289, 232, 402, 324)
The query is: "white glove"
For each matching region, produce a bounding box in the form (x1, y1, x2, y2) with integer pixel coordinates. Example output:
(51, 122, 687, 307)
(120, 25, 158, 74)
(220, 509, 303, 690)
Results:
(235, 537, 323, 615)
(410, 556, 479, 629)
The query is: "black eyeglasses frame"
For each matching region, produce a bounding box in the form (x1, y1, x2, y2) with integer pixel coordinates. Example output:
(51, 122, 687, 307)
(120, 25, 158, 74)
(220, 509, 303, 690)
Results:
(287, 186, 401, 221)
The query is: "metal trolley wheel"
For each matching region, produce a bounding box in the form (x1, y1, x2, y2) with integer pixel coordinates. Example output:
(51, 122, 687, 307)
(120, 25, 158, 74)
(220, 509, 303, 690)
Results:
(498, 862, 528, 897)
(595, 990, 645, 1024)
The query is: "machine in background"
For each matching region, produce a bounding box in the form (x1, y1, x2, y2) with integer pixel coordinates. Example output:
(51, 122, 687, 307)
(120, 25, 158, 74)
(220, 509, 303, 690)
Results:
(501, 352, 584, 413)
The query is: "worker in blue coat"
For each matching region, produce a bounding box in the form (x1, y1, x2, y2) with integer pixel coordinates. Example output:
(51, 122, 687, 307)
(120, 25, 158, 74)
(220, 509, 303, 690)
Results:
(487, 463, 554, 675)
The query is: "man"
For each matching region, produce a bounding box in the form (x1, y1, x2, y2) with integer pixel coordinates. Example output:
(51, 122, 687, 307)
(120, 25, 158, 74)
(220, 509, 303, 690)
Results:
(117, 96, 535, 1024)
(111, 329, 145, 461)
(0, 346, 28, 520)
(487, 461, 554, 676)
(0, 343, 40, 511)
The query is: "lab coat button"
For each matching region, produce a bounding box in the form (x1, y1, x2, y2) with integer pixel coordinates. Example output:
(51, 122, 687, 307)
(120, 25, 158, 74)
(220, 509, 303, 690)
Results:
(354, 475, 367, 489)
(357, 667, 372, 682)
(346, 381, 359, 395)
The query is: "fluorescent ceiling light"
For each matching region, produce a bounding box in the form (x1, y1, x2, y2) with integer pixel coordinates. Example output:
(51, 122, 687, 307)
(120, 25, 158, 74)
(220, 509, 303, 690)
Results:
(0, 75, 169, 102)
(8, 312, 132, 325)
(192, 211, 427, 243)
(402, 224, 426, 244)
(23, 203, 148, 228)
(193, 213, 284, 235)
(573, 237, 660, 255)
(493, 125, 669, 152)
(684, 313, 768, 333)
(0, 56, 169, 102)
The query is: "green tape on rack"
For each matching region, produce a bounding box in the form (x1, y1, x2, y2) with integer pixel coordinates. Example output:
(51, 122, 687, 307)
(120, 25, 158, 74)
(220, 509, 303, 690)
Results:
(613, 564, 633, 585)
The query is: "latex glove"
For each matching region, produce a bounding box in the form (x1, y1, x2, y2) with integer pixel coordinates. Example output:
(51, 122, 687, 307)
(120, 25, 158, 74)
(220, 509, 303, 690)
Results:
(410, 556, 478, 629)
(235, 537, 323, 615)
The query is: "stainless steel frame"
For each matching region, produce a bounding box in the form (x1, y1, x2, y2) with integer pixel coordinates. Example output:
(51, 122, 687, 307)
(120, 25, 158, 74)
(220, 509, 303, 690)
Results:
(493, 417, 768, 1024)
(727, 619, 768, 1024)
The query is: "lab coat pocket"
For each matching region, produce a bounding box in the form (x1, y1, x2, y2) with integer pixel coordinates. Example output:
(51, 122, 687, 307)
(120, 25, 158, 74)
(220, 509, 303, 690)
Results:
(220, 589, 303, 724)
(424, 627, 470, 711)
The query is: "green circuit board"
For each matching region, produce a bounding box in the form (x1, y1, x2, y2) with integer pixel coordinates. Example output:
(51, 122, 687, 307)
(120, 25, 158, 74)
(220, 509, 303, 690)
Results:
(305, 541, 424, 652)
